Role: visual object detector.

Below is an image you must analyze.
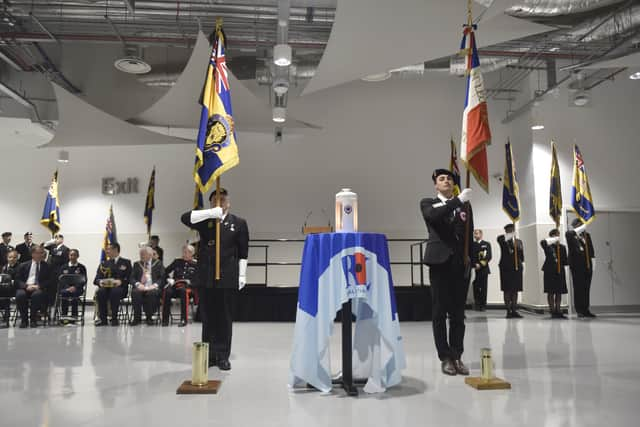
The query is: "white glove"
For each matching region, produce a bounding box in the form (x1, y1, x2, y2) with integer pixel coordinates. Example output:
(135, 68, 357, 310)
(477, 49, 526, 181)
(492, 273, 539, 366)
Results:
(44, 238, 56, 246)
(458, 188, 473, 203)
(167, 278, 175, 286)
(239, 259, 248, 290)
(190, 207, 224, 223)
(591, 259, 596, 272)
(574, 223, 587, 234)
(546, 236, 559, 245)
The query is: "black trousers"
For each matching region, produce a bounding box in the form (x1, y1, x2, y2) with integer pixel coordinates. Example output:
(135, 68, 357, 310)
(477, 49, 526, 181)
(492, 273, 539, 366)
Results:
(96, 286, 126, 322)
(571, 268, 593, 314)
(429, 256, 466, 361)
(131, 288, 160, 320)
(59, 287, 83, 316)
(472, 269, 489, 307)
(200, 287, 236, 360)
(0, 286, 14, 316)
(16, 288, 47, 322)
(163, 286, 187, 321)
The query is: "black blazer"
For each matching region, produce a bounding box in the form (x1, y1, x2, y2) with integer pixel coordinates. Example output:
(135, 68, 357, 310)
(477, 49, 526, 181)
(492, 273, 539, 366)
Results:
(15, 242, 35, 262)
(540, 240, 568, 272)
(0, 243, 14, 266)
(57, 263, 88, 290)
(45, 243, 70, 270)
(131, 259, 165, 288)
(181, 212, 249, 289)
(497, 235, 524, 272)
(93, 257, 132, 288)
(565, 230, 595, 272)
(420, 196, 474, 266)
(15, 260, 52, 291)
(471, 240, 492, 274)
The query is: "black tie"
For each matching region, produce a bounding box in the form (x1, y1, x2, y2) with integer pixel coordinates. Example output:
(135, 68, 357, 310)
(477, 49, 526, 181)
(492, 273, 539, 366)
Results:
(35, 262, 40, 281)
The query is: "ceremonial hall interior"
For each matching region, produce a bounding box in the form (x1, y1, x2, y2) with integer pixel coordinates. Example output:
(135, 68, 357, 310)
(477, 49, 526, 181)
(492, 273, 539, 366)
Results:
(1, 1, 639, 426)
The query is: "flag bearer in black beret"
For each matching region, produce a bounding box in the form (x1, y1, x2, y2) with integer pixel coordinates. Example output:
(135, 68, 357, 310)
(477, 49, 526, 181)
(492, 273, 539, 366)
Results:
(420, 169, 474, 376)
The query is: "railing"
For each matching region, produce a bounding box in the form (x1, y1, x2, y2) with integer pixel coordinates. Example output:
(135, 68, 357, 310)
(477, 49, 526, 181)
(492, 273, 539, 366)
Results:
(247, 238, 428, 287)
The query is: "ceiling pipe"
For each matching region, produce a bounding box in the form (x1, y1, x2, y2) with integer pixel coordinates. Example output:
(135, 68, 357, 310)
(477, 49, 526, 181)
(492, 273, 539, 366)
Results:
(506, 0, 627, 19)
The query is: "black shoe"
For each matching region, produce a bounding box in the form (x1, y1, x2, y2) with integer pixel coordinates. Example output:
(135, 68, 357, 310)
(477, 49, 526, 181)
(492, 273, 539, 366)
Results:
(441, 359, 457, 376)
(218, 359, 231, 371)
(453, 359, 469, 376)
(511, 311, 523, 318)
(178, 320, 187, 327)
(111, 319, 120, 326)
(130, 318, 141, 326)
(161, 320, 169, 327)
(146, 318, 155, 326)
(585, 311, 597, 318)
(30, 320, 39, 328)
(506, 311, 513, 318)
(19, 320, 28, 328)
(558, 313, 568, 319)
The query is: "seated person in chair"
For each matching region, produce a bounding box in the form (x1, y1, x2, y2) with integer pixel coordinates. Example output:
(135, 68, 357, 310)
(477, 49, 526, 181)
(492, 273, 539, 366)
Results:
(0, 249, 19, 325)
(57, 248, 87, 319)
(163, 244, 198, 327)
(15, 245, 51, 328)
(130, 246, 164, 326)
(94, 243, 131, 326)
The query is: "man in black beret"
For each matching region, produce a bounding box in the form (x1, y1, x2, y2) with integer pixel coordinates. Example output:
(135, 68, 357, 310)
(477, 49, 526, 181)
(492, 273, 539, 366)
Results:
(497, 223, 525, 318)
(181, 188, 249, 371)
(16, 232, 35, 262)
(0, 232, 13, 267)
(420, 168, 474, 376)
(566, 218, 596, 318)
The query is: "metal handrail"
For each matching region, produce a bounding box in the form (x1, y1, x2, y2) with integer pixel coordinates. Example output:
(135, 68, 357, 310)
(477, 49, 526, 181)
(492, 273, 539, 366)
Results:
(248, 238, 428, 287)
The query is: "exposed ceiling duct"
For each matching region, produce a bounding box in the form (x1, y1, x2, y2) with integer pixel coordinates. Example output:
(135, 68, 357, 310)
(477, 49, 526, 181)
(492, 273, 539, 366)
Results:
(506, 0, 628, 19)
(563, 3, 640, 42)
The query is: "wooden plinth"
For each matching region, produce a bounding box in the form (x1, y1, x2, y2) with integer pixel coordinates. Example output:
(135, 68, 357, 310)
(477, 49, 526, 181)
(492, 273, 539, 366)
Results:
(465, 376, 511, 390)
(176, 380, 222, 394)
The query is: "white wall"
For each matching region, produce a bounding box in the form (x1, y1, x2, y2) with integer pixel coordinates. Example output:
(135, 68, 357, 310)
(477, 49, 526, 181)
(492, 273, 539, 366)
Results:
(1, 69, 639, 305)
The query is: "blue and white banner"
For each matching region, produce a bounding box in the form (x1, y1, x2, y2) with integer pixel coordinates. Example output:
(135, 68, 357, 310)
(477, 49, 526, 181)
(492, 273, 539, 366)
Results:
(289, 233, 406, 393)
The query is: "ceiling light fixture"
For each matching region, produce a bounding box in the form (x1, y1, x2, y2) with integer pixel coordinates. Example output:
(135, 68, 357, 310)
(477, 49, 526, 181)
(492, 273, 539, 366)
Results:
(629, 71, 640, 80)
(273, 44, 292, 66)
(272, 107, 286, 123)
(361, 72, 392, 82)
(58, 150, 69, 163)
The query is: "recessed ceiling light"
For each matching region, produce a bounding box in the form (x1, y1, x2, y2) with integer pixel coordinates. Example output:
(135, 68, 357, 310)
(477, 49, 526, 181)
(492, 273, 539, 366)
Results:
(531, 124, 545, 130)
(629, 71, 640, 80)
(361, 72, 391, 82)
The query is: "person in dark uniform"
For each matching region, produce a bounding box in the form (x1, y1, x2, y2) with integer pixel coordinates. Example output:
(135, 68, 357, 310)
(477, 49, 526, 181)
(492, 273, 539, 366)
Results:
(15, 245, 52, 327)
(421, 169, 474, 376)
(540, 229, 569, 318)
(181, 188, 249, 371)
(44, 233, 70, 273)
(130, 246, 164, 326)
(471, 229, 492, 311)
(94, 243, 132, 326)
(566, 218, 596, 318)
(0, 231, 14, 267)
(163, 244, 198, 326)
(0, 250, 19, 324)
(497, 224, 524, 318)
(149, 235, 164, 263)
(15, 232, 35, 262)
(57, 248, 87, 319)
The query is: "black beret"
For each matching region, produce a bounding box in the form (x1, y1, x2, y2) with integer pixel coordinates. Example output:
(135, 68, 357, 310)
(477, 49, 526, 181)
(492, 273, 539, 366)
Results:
(1, 232, 11, 238)
(24, 232, 32, 237)
(571, 218, 583, 228)
(432, 169, 455, 183)
(208, 188, 228, 201)
(504, 224, 515, 232)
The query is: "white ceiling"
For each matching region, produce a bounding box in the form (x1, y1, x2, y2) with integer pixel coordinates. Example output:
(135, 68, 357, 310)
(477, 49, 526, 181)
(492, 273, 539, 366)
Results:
(45, 83, 190, 147)
(302, 0, 552, 95)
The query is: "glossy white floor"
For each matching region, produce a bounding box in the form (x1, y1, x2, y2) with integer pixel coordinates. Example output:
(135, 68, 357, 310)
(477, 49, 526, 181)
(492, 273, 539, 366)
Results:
(1, 310, 639, 427)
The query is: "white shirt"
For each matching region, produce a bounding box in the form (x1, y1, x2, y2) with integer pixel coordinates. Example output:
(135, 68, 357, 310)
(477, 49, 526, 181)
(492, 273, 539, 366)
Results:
(26, 261, 40, 285)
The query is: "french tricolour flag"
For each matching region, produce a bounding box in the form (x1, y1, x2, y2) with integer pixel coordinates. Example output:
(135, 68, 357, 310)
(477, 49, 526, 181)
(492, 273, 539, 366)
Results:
(460, 24, 491, 192)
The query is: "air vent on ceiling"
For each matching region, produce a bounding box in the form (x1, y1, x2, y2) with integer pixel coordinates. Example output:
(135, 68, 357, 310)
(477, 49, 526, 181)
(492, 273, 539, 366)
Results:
(114, 56, 151, 74)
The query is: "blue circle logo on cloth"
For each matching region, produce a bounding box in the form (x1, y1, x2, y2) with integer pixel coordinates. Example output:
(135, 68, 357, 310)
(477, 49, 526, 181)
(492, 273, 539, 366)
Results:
(205, 114, 234, 153)
(344, 204, 353, 215)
